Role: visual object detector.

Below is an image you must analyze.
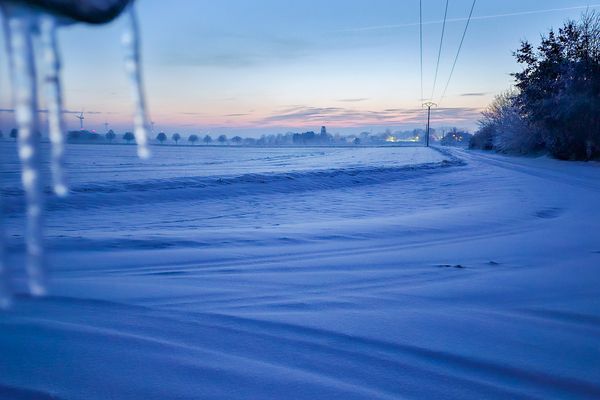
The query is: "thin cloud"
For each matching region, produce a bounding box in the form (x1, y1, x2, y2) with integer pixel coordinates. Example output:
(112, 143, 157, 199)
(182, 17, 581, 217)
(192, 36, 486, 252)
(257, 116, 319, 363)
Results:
(0, 108, 103, 114)
(338, 98, 369, 103)
(257, 105, 481, 127)
(162, 34, 310, 68)
(63, 110, 103, 115)
(460, 92, 488, 97)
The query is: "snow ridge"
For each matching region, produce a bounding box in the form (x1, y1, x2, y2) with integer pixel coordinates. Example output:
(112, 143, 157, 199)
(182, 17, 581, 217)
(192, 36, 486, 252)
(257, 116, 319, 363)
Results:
(2, 159, 465, 213)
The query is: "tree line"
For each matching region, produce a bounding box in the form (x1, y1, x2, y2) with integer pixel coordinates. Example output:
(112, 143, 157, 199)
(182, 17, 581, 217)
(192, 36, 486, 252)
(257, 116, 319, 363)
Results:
(155, 132, 232, 145)
(470, 12, 600, 160)
(0, 126, 472, 147)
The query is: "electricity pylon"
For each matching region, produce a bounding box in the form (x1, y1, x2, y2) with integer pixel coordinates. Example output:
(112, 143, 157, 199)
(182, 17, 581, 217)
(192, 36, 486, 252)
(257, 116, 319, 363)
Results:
(422, 102, 437, 147)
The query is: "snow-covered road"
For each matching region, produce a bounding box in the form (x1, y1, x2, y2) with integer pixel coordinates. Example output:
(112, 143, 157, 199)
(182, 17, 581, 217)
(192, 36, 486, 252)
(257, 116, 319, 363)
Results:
(1, 145, 599, 399)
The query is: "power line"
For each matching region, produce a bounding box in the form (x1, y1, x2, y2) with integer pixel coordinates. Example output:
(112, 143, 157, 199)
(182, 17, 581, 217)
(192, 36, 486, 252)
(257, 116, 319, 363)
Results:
(430, 0, 449, 101)
(337, 4, 600, 33)
(419, 0, 424, 103)
(439, 0, 477, 103)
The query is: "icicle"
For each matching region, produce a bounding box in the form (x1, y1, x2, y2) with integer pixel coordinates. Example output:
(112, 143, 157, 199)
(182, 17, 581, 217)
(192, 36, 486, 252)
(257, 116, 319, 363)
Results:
(122, 4, 150, 159)
(39, 15, 68, 197)
(7, 10, 46, 296)
(0, 9, 11, 308)
(0, 194, 10, 308)
(0, 188, 10, 308)
(0, 264, 10, 309)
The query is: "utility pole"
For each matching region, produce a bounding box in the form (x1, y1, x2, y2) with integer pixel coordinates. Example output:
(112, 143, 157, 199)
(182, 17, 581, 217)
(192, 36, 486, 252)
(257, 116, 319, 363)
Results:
(422, 102, 437, 147)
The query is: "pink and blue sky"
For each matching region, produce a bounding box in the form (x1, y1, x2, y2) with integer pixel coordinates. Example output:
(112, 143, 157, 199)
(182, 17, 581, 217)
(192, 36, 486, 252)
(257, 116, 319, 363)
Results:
(1, 0, 598, 136)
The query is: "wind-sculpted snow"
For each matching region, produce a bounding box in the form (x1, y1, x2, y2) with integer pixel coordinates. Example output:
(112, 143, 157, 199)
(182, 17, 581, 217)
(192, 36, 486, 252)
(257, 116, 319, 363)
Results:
(0, 145, 455, 213)
(4, 160, 463, 213)
(1, 146, 600, 399)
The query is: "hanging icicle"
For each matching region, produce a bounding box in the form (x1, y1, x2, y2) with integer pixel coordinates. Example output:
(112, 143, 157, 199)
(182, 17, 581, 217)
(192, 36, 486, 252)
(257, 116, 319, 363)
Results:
(6, 8, 47, 296)
(0, 195, 10, 308)
(0, 8, 10, 308)
(122, 4, 150, 159)
(0, 0, 151, 302)
(39, 15, 68, 197)
(0, 257, 9, 308)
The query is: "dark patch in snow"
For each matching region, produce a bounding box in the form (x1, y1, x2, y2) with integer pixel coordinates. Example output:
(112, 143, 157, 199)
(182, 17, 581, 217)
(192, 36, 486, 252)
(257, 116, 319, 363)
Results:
(0, 384, 63, 400)
(519, 308, 600, 328)
(436, 264, 466, 269)
(7, 238, 212, 252)
(277, 237, 305, 244)
(141, 270, 187, 276)
(535, 207, 563, 219)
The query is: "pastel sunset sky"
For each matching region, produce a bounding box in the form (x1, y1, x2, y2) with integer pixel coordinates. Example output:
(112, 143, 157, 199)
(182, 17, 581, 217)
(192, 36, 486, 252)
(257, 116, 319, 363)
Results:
(0, 0, 598, 136)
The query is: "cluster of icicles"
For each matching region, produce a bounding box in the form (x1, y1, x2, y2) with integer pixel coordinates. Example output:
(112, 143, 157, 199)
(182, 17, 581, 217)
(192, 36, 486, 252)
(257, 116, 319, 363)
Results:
(0, 3, 151, 308)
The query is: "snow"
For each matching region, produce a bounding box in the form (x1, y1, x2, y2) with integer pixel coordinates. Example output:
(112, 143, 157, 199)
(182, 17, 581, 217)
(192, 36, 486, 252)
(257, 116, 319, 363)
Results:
(1, 144, 599, 399)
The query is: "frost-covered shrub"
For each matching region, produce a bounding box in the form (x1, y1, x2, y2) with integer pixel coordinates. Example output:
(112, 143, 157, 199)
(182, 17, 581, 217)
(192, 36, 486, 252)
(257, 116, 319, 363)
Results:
(491, 97, 542, 155)
(471, 90, 542, 154)
(469, 125, 494, 150)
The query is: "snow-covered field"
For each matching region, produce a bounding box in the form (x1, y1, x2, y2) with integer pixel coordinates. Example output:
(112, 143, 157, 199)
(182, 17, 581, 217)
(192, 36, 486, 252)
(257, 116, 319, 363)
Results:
(1, 143, 599, 399)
